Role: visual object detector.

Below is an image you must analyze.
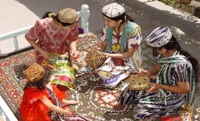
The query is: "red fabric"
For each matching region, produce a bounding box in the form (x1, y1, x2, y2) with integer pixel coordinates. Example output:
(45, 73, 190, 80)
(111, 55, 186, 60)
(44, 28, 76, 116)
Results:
(159, 116, 183, 121)
(56, 84, 70, 92)
(52, 85, 67, 101)
(19, 85, 66, 121)
(25, 18, 79, 64)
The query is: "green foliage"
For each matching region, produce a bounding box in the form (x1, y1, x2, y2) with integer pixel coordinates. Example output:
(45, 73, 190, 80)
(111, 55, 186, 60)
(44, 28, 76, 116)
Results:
(194, 7, 200, 18)
(159, 0, 198, 18)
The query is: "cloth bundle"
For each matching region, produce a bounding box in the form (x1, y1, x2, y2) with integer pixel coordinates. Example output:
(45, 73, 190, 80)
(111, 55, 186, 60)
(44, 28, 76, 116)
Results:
(43, 53, 75, 90)
(97, 57, 132, 88)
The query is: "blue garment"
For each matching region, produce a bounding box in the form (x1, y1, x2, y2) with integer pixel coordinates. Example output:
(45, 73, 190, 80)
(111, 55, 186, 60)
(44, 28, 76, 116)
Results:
(118, 51, 196, 119)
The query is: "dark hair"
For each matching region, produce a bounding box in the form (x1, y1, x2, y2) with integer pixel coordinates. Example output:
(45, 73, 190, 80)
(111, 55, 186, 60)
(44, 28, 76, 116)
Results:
(103, 12, 135, 23)
(24, 67, 52, 90)
(154, 35, 199, 82)
(42, 12, 74, 26)
(102, 13, 135, 36)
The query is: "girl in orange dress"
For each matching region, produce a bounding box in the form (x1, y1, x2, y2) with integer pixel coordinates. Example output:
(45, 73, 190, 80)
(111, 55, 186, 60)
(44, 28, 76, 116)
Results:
(19, 63, 87, 121)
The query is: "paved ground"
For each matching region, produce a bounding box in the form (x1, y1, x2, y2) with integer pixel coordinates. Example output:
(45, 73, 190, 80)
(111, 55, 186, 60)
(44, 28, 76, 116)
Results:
(0, 0, 200, 119)
(1, 0, 200, 60)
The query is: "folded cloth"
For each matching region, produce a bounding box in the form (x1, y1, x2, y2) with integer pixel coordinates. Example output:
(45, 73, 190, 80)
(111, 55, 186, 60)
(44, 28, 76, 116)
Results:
(97, 57, 132, 88)
(43, 53, 75, 91)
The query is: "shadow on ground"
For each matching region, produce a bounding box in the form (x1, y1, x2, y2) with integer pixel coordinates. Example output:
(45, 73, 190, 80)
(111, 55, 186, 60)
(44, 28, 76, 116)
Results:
(16, 0, 200, 61)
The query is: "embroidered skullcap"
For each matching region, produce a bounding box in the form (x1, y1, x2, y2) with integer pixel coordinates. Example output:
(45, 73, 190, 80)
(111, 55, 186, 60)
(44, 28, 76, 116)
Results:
(145, 26, 172, 47)
(23, 63, 45, 82)
(58, 8, 79, 23)
(102, 3, 125, 18)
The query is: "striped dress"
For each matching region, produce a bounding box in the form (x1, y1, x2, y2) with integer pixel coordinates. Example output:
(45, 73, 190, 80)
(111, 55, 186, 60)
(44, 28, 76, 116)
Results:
(118, 51, 196, 119)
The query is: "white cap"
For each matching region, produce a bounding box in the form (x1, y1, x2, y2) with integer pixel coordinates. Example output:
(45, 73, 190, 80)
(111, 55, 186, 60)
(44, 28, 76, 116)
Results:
(145, 26, 172, 47)
(102, 3, 125, 18)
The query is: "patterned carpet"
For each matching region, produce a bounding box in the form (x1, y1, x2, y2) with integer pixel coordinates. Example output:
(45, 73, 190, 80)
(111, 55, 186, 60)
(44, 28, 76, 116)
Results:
(0, 32, 199, 120)
(1, 50, 200, 121)
(67, 74, 135, 121)
(0, 49, 137, 121)
(0, 49, 36, 118)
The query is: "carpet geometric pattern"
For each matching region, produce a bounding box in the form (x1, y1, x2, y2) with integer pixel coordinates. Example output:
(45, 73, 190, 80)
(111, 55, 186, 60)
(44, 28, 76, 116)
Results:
(67, 74, 134, 121)
(0, 49, 136, 121)
(0, 49, 36, 117)
(1, 49, 200, 120)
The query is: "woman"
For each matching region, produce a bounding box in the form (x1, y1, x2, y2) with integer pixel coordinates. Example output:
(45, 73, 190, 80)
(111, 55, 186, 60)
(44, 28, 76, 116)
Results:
(118, 26, 199, 120)
(25, 8, 80, 65)
(19, 63, 87, 121)
(97, 3, 143, 87)
(25, 8, 81, 91)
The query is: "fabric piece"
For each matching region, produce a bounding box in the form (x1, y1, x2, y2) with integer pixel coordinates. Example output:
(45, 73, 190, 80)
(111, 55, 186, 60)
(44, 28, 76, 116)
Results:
(97, 57, 132, 88)
(46, 87, 68, 121)
(25, 18, 79, 64)
(159, 110, 194, 121)
(118, 51, 196, 120)
(43, 53, 76, 91)
(102, 3, 125, 18)
(159, 116, 183, 121)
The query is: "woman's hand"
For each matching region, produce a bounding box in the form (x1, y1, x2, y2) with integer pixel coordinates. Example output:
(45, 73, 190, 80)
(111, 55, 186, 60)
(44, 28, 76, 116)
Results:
(40, 50, 51, 60)
(70, 49, 79, 58)
(63, 108, 74, 117)
(137, 68, 151, 77)
(146, 82, 161, 93)
(40, 96, 75, 117)
(70, 51, 87, 67)
(77, 60, 87, 67)
(61, 99, 79, 106)
(102, 52, 109, 58)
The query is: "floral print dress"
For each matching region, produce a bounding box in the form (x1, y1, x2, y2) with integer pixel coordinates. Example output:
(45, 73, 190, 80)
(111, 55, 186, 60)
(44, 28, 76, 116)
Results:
(100, 20, 143, 72)
(25, 18, 79, 64)
(98, 21, 143, 87)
